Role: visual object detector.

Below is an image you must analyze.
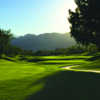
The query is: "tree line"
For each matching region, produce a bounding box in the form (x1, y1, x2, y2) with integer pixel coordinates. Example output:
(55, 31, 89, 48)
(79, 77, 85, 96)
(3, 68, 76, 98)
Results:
(0, 28, 98, 57)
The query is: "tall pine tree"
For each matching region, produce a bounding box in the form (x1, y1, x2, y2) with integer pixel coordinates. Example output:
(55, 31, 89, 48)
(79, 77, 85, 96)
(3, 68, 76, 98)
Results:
(68, 0, 100, 49)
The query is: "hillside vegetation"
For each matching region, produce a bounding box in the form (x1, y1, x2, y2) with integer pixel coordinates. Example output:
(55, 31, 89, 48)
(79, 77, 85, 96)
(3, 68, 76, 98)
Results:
(11, 33, 76, 51)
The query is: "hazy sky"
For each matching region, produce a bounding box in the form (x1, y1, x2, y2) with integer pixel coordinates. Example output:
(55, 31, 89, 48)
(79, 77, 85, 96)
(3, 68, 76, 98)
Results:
(0, 0, 77, 36)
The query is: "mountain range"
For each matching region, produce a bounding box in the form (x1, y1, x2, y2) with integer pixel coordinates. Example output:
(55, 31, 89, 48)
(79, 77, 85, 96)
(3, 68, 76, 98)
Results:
(11, 33, 76, 51)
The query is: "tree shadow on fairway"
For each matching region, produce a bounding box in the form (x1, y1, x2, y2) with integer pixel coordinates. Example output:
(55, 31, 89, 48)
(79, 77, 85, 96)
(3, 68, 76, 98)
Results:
(19, 56, 88, 63)
(27, 71, 100, 100)
(87, 55, 100, 61)
(39, 62, 71, 65)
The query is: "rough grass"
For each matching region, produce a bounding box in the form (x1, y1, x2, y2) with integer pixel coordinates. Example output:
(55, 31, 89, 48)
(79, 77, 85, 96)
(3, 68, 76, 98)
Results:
(0, 55, 100, 100)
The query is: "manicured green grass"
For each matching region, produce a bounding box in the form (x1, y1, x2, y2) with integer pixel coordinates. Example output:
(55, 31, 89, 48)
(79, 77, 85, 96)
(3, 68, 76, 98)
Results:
(0, 55, 100, 100)
(71, 59, 100, 71)
(0, 57, 63, 100)
(0, 60, 53, 100)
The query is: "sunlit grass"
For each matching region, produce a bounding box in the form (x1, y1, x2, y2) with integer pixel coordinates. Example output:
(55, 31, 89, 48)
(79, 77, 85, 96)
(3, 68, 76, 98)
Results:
(39, 55, 92, 59)
(0, 59, 60, 100)
(0, 55, 100, 100)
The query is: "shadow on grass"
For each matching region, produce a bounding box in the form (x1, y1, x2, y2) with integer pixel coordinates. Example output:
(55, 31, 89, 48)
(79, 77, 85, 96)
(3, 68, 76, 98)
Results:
(87, 55, 100, 61)
(27, 71, 100, 100)
(19, 57, 45, 63)
(38, 62, 70, 65)
(19, 56, 87, 63)
(2, 57, 15, 62)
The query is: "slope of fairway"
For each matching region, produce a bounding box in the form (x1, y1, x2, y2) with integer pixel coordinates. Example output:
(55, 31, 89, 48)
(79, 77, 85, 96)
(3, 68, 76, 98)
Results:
(0, 55, 100, 100)
(0, 59, 61, 100)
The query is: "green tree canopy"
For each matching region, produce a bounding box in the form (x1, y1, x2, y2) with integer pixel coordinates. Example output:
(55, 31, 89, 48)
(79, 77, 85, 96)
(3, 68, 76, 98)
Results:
(0, 29, 13, 56)
(68, 0, 100, 49)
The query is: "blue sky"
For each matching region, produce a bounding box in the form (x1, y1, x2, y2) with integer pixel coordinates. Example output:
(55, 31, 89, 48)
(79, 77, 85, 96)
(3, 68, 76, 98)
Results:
(0, 0, 76, 36)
